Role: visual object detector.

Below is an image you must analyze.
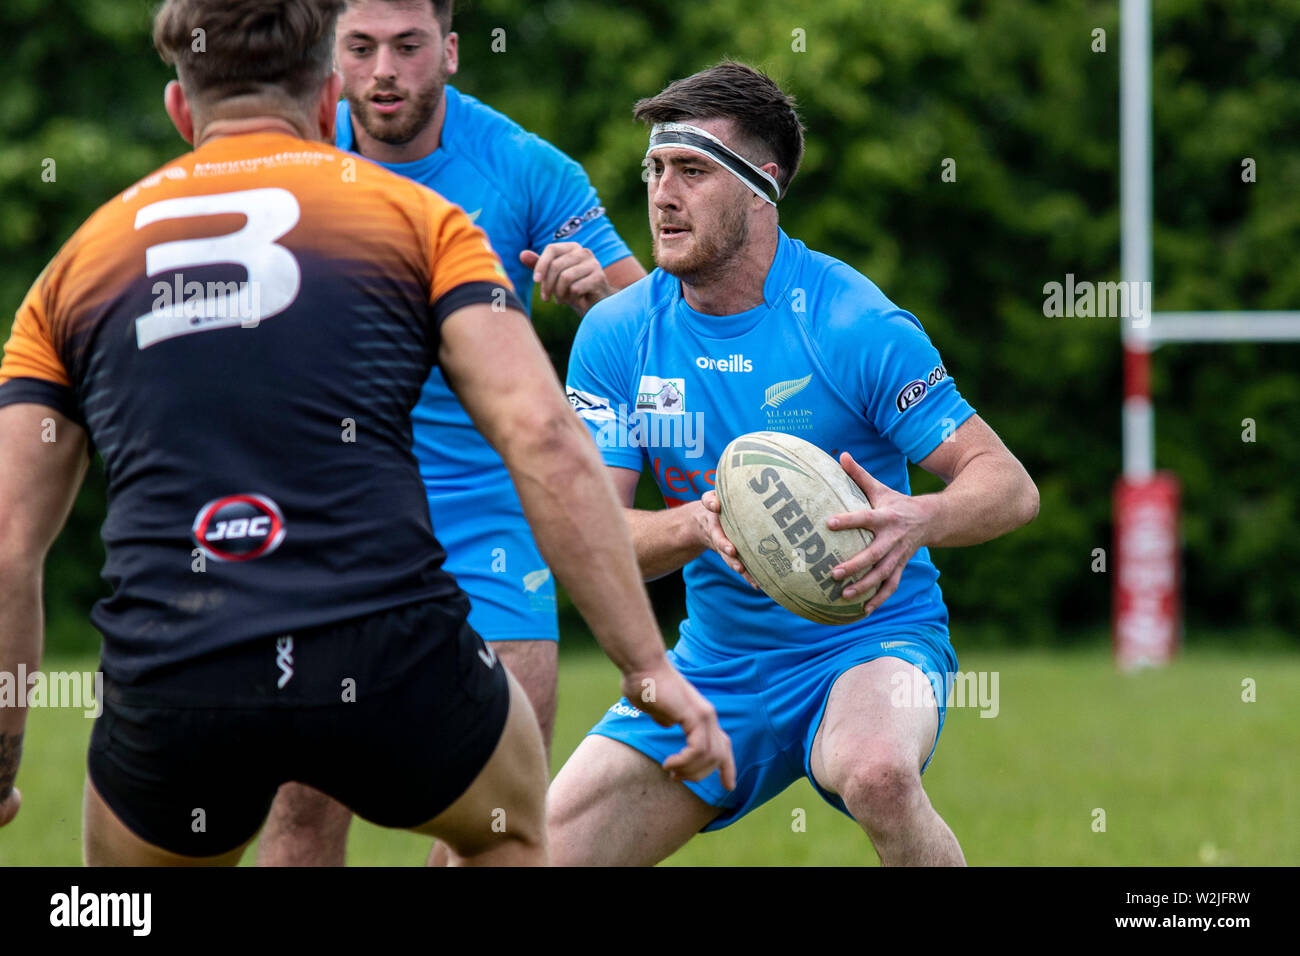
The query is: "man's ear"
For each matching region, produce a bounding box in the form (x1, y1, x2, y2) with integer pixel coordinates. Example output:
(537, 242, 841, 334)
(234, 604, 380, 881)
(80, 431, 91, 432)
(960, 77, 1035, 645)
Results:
(164, 80, 195, 145)
(759, 161, 781, 205)
(444, 30, 459, 77)
(318, 71, 344, 141)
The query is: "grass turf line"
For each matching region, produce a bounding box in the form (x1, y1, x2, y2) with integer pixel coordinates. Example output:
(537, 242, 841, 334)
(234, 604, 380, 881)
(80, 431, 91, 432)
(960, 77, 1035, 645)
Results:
(1, 643, 1295, 865)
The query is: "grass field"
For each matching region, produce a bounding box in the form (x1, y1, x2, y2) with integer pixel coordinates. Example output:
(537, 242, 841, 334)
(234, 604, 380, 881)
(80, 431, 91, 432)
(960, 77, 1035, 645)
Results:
(2, 640, 1296, 866)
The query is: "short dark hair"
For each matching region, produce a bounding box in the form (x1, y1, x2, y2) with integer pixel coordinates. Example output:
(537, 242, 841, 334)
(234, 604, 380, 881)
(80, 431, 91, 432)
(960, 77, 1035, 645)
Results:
(347, 0, 454, 34)
(154, 0, 345, 110)
(633, 60, 805, 195)
(430, 0, 454, 34)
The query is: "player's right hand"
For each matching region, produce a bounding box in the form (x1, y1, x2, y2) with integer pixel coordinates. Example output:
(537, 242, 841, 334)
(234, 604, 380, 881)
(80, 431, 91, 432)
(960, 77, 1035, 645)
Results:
(696, 491, 758, 588)
(520, 244, 613, 317)
(0, 787, 21, 828)
(621, 660, 736, 791)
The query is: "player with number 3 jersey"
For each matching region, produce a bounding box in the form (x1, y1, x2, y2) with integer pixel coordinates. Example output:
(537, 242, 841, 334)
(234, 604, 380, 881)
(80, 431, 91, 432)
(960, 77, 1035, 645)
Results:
(0, 0, 731, 865)
(257, 0, 647, 868)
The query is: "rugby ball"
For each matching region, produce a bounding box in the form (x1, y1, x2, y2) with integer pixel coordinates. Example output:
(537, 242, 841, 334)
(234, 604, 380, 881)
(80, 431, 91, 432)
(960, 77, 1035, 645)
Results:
(715, 432, 876, 625)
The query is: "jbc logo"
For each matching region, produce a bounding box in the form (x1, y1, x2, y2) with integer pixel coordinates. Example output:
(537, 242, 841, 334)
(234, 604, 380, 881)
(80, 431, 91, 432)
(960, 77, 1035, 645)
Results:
(206, 516, 271, 540)
(192, 494, 286, 561)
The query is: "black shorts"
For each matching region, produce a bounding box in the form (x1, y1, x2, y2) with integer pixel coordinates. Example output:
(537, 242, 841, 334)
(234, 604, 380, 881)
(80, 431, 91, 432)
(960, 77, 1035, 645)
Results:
(86, 598, 510, 858)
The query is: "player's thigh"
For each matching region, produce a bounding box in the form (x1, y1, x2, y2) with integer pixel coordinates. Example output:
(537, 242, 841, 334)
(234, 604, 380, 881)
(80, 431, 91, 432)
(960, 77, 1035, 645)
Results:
(256, 782, 353, 866)
(808, 657, 939, 797)
(83, 776, 249, 867)
(264, 781, 351, 829)
(489, 639, 558, 750)
(409, 669, 548, 857)
(548, 734, 719, 866)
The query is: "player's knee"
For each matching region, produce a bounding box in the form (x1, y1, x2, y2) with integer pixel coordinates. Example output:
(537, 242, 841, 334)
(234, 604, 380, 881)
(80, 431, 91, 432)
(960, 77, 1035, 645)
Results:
(447, 802, 546, 862)
(508, 799, 547, 850)
(837, 753, 925, 826)
(488, 815, 546, 856)
(543, 788, 574, 841)
(541, 779, 591, 865)
(543, 816, 584, 867)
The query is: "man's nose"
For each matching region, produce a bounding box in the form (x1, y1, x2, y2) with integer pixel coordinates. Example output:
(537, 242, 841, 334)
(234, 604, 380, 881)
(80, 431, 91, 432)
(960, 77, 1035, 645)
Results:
(373, 45, 399, 82)
(652, 170, 680, 210)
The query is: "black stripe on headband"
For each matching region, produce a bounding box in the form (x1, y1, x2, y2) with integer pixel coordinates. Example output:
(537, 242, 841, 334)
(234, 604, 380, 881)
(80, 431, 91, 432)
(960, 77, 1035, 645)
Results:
(646, 127, 781, 204)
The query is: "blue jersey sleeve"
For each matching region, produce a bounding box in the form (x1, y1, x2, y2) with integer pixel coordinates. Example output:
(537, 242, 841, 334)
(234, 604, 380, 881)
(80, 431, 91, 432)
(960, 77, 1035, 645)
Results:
(860, 307, 975, 463)
(565, 291, 644, 472)
(813, 265, 975, 463)
(522, 139, 633, 269)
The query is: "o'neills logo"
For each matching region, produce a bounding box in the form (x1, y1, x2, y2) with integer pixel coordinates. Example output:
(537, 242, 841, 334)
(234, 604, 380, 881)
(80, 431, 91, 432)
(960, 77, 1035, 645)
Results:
(191, 493, 286, 561)
(696, 354, 753, 372)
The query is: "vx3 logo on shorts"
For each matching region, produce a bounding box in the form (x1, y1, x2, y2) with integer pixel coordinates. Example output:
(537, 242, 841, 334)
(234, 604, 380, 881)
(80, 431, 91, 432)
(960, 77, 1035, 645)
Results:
(275, 635, 294, 689)
(478, 641, 498, 670)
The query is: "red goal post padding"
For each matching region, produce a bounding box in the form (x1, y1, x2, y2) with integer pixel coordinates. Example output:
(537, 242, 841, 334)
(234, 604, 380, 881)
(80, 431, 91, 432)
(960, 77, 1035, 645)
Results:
(1112, 473, 1181, 670)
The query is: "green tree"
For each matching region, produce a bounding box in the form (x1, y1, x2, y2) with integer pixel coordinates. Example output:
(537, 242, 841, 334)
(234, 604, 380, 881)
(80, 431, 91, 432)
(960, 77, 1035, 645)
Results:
(3, 0, 1297, 651)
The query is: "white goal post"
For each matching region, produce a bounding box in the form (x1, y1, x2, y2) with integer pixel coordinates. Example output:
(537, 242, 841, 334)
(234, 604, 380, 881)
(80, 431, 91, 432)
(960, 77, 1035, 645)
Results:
(1115, 0, 1300, 668)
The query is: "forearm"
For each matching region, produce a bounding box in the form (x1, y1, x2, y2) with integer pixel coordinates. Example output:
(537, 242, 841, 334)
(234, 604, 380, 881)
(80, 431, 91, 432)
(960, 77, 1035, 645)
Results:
(499, 415, 667, 675)
(625, 502, 708, 581)
(0, 566, 43, 799)
(919, 452, 1038, 548)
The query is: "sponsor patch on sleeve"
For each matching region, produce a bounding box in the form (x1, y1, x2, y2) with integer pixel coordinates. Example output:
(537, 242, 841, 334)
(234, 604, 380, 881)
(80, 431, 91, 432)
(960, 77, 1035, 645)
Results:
(553, 205, 606, 240)
(895, 364, 947, 413)
(567, 386, 616, 422)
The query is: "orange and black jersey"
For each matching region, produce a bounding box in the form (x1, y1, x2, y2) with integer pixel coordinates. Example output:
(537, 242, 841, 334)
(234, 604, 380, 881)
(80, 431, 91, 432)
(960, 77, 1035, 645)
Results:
(0, 131, 523, 682)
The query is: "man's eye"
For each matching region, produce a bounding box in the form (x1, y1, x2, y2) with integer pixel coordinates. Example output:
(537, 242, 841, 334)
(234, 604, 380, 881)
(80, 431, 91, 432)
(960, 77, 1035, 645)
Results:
(400, 45, 420, 54)
(349, 47, 370, 56)
(683, 167, 702, 177)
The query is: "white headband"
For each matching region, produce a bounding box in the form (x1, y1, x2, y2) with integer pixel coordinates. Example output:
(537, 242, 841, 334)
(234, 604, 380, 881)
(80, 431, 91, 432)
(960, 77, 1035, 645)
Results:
(645, 122, 781, 205)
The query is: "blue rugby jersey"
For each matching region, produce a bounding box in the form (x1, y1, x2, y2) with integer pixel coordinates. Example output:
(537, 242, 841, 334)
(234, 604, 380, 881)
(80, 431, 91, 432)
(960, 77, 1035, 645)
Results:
(566, 229, 976, 656)
(337, 86, 633, 491)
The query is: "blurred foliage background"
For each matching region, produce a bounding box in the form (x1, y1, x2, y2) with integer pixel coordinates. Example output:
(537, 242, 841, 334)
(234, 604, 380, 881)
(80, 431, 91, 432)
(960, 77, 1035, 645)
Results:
(2, 0, 1296, 653)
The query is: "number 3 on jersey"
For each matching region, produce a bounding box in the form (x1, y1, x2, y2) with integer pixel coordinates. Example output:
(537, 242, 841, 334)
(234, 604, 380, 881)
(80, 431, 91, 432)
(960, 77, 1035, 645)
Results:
(133, 187, 302, 349)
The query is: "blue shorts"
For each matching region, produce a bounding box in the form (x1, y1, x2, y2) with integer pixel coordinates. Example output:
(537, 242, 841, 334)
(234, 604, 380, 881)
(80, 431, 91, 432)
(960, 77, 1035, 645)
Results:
(427, 487, 558, 643)
(587, 627, 958, 830)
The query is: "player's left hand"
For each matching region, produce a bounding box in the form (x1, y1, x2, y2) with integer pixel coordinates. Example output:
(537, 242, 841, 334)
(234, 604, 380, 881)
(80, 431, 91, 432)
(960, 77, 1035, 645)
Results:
(698, 490, 759, 589)
(826, 451, 934, 616)
(520, 243, 613, 317)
